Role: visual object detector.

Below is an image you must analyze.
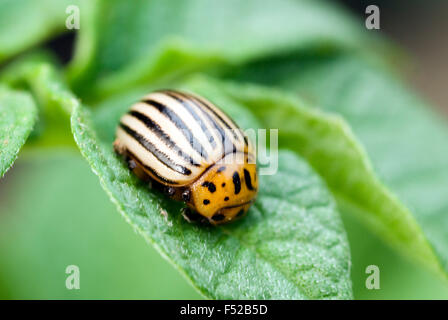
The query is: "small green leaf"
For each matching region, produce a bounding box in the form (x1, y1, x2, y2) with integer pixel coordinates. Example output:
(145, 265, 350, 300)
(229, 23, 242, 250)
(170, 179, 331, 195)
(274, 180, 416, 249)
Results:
(70, 81, 352, 299)
(0, 86, 37, 177)
(0, 54, 77, 148)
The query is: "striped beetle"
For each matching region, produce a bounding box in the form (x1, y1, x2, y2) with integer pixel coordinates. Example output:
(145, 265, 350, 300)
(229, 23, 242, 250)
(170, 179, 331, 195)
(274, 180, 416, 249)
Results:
(114, 90, 258, 225)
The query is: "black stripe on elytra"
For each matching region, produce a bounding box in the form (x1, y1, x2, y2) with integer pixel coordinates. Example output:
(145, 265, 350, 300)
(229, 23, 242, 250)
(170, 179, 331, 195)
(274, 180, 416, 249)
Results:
(128, 110, 200, 167)
(126, 151, 180, 185)
(232, 171, 241, 195)
(162, 91, 217, 150)
(243, 134, 249, 146)
(141, 99, 208, 159)
(244, 169, 254, 191)
(187, 95, 236, 154)
(192, 94, 242, 142)
(120, 123, 191, 175)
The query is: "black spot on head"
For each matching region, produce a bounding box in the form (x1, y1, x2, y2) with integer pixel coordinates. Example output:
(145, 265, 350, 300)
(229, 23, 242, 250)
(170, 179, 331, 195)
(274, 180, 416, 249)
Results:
(212, 214, 225, 221)
(202, 181, 216, 193)
(208, 182, 216, 193)
(221, 183, 226, 187)
(224, 197, 229, 201)
(244, 169, 254, 191)
(237, 209, 245, 217)
(203, 199, 210, 205)
(232, 171, 241, 194)
(217, 166, 226, 173)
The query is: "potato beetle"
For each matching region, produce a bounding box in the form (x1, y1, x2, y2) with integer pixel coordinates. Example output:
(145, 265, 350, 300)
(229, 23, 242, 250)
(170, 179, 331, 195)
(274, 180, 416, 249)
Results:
(113, 90, 258, 225)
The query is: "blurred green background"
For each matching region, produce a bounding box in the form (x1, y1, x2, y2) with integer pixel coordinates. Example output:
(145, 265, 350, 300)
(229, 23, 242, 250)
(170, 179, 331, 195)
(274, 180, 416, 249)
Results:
(0, 0, 447, 299)
(0, 152, 201, 299)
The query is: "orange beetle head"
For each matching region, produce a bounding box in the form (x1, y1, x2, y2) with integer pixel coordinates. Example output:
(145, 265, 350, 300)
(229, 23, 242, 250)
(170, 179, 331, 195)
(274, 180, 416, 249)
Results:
(188, 153, 258, 225)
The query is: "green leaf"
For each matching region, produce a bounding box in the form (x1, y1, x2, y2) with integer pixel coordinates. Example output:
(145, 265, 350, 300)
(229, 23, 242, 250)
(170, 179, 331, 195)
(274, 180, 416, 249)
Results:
(0, 54, 77, 148)
(0, 0, 79, 63)
(228, 54, 448, 277)
(0, 86, 37, 177)
(68, 0, 383, 99)
(284, 56, 448, 276)
(70, 78, 352, 299)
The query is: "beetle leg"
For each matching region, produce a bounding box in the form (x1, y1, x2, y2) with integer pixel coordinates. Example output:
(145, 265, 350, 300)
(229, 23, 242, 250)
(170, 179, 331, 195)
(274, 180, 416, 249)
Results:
(181, 189, 191, 202)
(181, 207, 200, 223)
(164, 186, 176, 197)
(127, 158, 137, 170)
